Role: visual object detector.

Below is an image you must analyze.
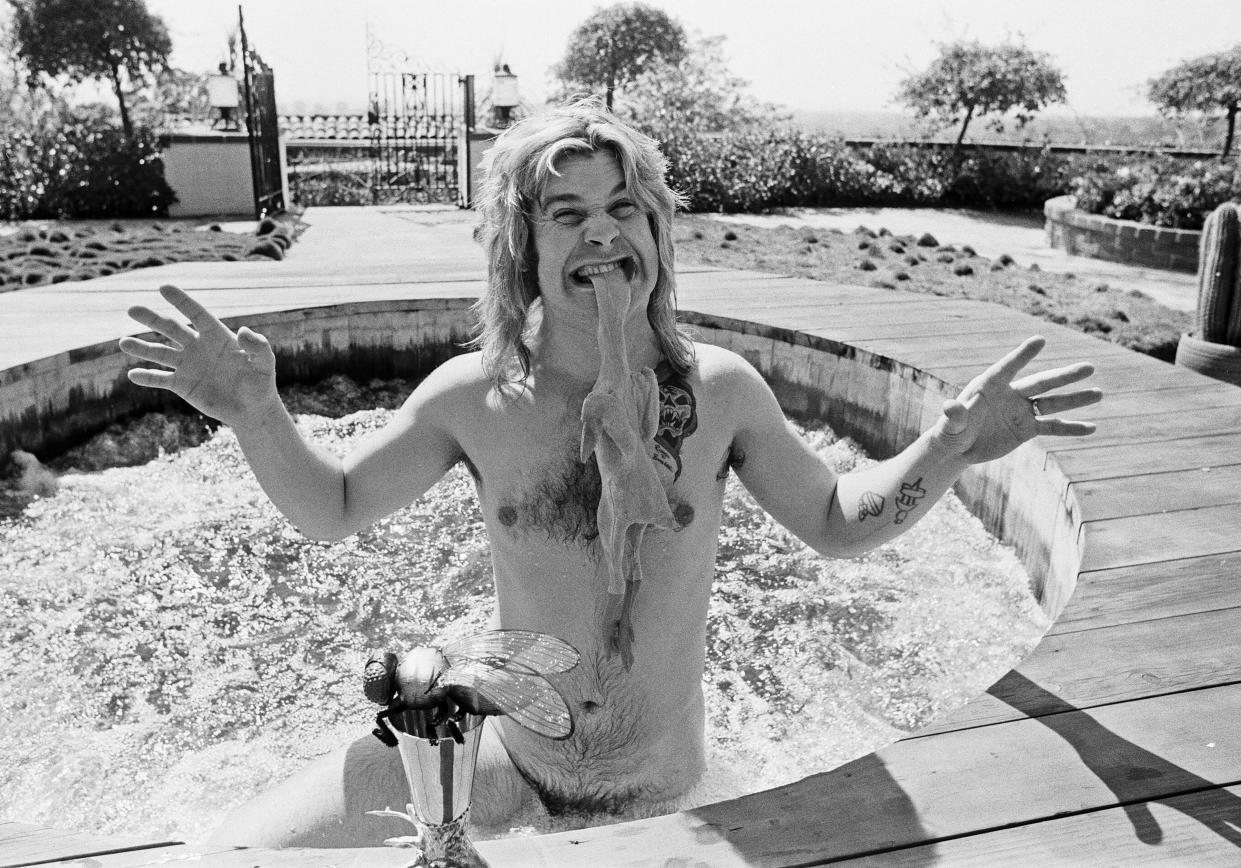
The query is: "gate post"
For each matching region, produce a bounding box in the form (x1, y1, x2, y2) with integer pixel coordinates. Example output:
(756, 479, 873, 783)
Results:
(458, 75, 475, 209)
(239, 5, 285, 219)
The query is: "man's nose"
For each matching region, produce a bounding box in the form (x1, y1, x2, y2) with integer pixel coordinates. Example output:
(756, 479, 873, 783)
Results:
(583, 212, 619, 246)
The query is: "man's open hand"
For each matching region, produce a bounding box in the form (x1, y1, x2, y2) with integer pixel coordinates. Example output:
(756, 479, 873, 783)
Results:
(119, 285, 278, 428)
(932, 336, 1102, 464)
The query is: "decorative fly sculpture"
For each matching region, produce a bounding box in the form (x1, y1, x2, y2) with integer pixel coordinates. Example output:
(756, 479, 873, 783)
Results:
(363, 629, 579, 868)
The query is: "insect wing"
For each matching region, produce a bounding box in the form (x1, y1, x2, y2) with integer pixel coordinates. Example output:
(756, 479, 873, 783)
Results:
(437, 660, 574, 739)
(441, 630, 578, 676)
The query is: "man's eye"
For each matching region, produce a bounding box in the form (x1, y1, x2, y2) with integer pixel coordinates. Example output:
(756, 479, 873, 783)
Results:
(610, 202, 638, 218)
(552, 210, 584, 225)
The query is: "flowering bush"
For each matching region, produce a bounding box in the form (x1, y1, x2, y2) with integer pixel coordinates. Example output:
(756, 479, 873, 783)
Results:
(1070, 157, 1241, 229)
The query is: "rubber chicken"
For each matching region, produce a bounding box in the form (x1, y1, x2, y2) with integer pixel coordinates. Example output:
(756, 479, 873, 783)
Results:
(579, 270, 678, 669)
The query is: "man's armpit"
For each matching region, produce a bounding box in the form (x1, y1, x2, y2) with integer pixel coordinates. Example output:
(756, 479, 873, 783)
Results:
(715, 442, 747, 481)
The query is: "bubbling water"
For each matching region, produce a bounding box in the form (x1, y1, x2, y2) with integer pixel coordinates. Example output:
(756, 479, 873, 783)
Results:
(0, 382, 1047, 842)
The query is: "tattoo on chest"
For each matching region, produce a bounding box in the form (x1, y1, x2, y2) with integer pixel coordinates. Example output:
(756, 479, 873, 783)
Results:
(496, 363, 701, 544)
(651, 363, 697, 482)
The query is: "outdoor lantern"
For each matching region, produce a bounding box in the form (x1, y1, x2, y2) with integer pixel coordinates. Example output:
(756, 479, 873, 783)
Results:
(492, 64, 518, 127)
(207, 63, 241, 131)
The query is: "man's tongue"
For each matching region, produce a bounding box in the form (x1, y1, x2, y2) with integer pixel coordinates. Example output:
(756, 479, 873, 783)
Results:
(587, 269, 632, 331)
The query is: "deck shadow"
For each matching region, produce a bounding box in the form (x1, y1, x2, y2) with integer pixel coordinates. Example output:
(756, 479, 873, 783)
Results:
(685, 753, 936, 866)
(989, 670, 1241, 848)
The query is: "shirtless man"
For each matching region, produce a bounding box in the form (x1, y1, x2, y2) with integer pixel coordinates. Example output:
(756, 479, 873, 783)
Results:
(120, 101, 1101, 847)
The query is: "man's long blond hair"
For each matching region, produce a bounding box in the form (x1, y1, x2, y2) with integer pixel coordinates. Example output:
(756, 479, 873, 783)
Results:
(469, 99, 695, 387)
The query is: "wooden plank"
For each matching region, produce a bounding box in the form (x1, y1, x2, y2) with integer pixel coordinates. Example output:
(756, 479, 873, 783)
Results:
(682, 285, 938, 309)
(917, 606, 1241, 735)
(80, 842, 413, 867)
(469, 683, 1241, 867)
(0, 822, 180, 867)
(1059, 359, 1236, 395)
(1067, 385, 1241, 420)
(43, 264, 489, 292)
(1053, 552, 1241, 634)
(1080, 503, 1241, 572)
(1067, 467, 1241, 522)
(897, 339, 1114, 371)
(1053, 433, 1241, 483)
(923, 351, 1193, 393)
(706, 298, 988, 326)
(831, 784, 1241, 866)
(1042, 405, 1241, 451)
(803, 313, 1042, 346)
(851, 326, 1058, 358)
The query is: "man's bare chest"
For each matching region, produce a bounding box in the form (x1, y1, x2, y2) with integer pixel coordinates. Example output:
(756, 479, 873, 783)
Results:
(461, 366, 729, 546)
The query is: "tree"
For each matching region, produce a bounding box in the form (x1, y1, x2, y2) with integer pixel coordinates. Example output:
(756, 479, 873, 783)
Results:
(8, 0, 172, 137)
(615, 34, 785, 142)
(1148, 46, 1241, 157)
(551, 2, 686, 110)
(896, 39, 1067, 156)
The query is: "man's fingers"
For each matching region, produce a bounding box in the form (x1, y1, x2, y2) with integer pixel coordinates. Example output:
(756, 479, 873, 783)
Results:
(126, 368, 177, 390)
(1037, 418, 1097, 437)
(127, 305, 195, 346)
(985, 335, 1046, 383)
(1014, 362, 1096, 396)
(119, 336, 179, 368)
(1028, 388, 1103, 416)
(160, 284, 226, 334)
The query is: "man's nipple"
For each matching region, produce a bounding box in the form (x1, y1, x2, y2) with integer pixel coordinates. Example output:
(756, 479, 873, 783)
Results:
(672, 501, 695, 528)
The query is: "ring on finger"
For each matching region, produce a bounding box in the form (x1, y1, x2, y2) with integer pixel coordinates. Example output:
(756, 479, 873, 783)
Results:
(1029, 397, 1042, 417)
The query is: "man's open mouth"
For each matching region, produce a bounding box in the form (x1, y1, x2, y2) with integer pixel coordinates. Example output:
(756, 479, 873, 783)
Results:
(570, 257, 635, 286)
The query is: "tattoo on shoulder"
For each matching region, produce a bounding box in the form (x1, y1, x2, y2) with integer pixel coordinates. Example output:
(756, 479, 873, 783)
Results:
(893, 477, 927, 525)
(857, 491, 885, 521)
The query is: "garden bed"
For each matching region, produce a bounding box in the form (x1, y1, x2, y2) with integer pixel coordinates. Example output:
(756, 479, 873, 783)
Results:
(1044, 196, 1200, 273)
(0, 213, 304, 291)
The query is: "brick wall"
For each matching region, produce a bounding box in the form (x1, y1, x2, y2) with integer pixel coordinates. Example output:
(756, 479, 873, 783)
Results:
(1044, 195, 1200, 274)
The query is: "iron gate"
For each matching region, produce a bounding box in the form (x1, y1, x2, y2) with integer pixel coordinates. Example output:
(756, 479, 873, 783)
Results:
(367, 71, 473, 205)
(239, 8, 285, 219)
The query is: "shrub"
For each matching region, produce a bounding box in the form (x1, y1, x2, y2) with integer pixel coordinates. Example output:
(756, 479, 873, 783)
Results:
(287, 167, 373, 207)
(1071, 157, 1241, 229)
(660, 124, 1088, 213)
(0, 107, 176, 219)
(56, 126, 176, 218)
(942, 147, 1091, 209)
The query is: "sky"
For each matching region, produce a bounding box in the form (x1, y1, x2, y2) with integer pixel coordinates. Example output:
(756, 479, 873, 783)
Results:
(143, 0, 1241, 118)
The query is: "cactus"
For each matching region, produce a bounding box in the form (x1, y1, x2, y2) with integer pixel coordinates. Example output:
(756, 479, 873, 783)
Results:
(1195, 201, 1241, 345)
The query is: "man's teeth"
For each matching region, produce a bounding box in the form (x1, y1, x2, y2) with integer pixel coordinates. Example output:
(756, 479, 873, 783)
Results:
(576, 261, 624, 279)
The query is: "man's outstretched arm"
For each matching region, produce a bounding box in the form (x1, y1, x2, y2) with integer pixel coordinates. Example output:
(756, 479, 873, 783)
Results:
(119, 285, 460, 540)
(731, 337, 1102, 558)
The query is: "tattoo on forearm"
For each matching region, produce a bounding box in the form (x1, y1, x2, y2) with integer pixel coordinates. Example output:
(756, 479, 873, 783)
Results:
(893, 477, 926, 525)
(857, 491, 885, 521)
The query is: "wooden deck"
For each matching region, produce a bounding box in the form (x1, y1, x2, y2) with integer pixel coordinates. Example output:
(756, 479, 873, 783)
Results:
(4, 267, 1241, 865)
